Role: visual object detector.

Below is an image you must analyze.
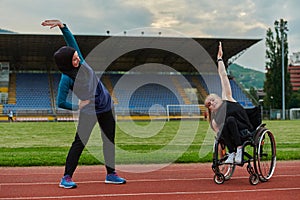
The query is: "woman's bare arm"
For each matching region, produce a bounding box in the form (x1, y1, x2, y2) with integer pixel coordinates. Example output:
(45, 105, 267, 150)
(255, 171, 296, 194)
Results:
(217, 42, 236, 102)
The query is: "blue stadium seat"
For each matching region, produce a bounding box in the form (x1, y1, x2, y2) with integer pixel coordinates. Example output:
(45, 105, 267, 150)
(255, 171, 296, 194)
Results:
(3, 73, 52, 113)
(2, 72, 254, 115)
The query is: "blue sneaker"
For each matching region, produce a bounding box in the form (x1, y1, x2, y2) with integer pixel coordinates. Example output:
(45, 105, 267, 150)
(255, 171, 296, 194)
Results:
(105, 172, 126, 184)
(59, 175, 77, 189)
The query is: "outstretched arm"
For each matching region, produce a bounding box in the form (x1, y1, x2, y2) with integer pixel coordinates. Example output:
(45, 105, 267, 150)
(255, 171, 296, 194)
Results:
(217, 42, 235, 102)
(41, 20, 90, 110)
(41, 20, 84, 63)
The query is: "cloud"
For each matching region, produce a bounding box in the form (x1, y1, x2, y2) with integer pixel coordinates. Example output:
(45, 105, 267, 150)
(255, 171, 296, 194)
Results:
(0, 0, 299, 71)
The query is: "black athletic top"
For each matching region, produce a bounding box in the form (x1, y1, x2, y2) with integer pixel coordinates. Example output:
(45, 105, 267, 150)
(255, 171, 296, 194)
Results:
(212, 100, 253, 131)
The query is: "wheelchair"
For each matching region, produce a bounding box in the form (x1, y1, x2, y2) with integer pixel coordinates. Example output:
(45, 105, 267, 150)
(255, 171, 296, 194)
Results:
(211, 106, 276, 185)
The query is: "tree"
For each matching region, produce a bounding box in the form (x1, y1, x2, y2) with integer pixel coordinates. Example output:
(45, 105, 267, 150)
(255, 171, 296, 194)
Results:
(289, 90, 300, 108)
(263, 19, 292, 109)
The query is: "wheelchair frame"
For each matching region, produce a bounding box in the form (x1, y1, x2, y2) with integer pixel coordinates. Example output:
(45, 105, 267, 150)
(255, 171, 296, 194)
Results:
(211, 106, 276, 185)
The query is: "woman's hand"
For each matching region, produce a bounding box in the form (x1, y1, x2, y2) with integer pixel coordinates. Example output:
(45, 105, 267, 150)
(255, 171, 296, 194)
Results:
(217, 41, 223, 59)
(79, 100, 90, 110)
(41, 19, 64, 29)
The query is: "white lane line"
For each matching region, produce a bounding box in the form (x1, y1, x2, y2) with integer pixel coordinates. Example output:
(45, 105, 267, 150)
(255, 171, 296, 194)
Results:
(0, 177, 209, 186)
(0, 187, 300, 200)
(1, 174, 300, 186)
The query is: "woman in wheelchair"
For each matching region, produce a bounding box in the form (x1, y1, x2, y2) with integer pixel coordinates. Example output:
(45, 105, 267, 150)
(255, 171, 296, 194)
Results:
(205, 42, 276, 185)
(204, 42, 253, 164)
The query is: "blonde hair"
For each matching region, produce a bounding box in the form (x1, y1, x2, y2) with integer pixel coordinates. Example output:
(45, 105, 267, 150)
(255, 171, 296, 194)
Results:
(204, 93, 221, 132)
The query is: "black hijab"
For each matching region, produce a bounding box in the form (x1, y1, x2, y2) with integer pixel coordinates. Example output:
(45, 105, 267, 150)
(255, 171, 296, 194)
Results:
(54, 46, 80, 80)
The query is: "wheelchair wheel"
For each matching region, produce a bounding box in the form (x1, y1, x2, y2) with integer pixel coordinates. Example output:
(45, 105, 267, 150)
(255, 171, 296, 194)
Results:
(219, 163, 235, 181)
(213, 141, 235, 181)
(214, 173, 225, 184)
(254, 128, 276, 182)
(249, 174, 259, 185)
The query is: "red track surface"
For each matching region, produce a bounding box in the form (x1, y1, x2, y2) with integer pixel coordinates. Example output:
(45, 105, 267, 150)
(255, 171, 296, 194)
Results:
(0, 161, 299, 200)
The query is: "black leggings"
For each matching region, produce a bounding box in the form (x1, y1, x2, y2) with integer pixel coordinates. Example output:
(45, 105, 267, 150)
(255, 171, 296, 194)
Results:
(64, 109, 116, 177)
(220, 116, 242, 153)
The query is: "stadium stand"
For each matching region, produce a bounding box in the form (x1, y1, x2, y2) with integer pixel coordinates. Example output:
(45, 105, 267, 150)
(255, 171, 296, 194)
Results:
(0, 33, 260, 121)
(0, 31, 261, 121)
(107, 74, 184, 116)
(0, 72, 254, 121)
(230, 79, 254, 108)
(3, 73, 51, 112)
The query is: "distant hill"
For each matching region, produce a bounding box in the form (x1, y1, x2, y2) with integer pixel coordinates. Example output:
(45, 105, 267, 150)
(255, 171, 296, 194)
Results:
(228, 63, 265, 89)
(0, 28, 15, 34)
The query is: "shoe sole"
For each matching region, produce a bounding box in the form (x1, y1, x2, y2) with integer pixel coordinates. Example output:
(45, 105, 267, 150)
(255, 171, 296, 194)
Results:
(59, 184, 77, 189)
(105, 180, 126, 184)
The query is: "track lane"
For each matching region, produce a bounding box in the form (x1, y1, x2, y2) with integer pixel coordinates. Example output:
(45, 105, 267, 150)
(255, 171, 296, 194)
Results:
(1, 161, 299, 200)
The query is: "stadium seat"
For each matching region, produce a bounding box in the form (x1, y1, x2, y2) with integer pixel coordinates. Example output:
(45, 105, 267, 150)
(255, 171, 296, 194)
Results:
(2, 72, 254, 116)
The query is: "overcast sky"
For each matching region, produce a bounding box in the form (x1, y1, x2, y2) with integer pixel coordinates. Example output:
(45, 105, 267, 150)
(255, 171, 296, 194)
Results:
(1, 0, 299, 72)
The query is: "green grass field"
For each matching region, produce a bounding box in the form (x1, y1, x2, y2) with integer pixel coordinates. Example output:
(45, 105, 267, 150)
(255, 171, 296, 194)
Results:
(0, 120, 299, 166)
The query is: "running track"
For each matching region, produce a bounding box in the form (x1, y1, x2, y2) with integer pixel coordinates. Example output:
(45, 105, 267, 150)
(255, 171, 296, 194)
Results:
(0, 161, 299, 200)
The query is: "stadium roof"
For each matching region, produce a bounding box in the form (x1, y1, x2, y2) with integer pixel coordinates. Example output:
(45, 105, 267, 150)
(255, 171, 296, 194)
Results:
(0, 33, 261, 73)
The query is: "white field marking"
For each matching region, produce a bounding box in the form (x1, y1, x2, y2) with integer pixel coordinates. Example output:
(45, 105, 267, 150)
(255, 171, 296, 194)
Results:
(1, 161, 299, 175)
(0, 177, 208, 186)
(0, 166, 209, 176)
(0, 187, 300, 200)
(1, 174, 300, 186)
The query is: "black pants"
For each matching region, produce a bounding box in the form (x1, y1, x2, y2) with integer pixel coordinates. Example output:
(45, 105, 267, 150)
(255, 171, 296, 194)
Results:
(8, 116, 13, 122)
(220, 116, 243, 153)
(64, 109, 116, 177)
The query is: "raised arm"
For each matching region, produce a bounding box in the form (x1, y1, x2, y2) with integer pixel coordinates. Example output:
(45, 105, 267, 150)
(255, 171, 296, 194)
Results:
(41, 20, 84, 63)
(217, 42, 236, 102)
(41, 20, 90, 110)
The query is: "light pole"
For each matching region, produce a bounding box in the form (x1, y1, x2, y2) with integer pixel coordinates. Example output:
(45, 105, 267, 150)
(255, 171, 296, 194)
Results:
(276, 19, 288, 120)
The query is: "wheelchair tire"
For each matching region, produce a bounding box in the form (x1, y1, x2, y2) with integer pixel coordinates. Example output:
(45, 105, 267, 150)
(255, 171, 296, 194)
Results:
(212, 140, 235, 181)
(220, 164, 235, 181)
(254, 128, 276, 182)
(249, 174, 259, 185)
(214, 173, 225, 184)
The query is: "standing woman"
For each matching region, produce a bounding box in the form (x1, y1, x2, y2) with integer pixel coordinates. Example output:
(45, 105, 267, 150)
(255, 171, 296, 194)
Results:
(204, 42, 253, 164)
(41, 20, 126, 188)
(8, 110, 14, 122)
